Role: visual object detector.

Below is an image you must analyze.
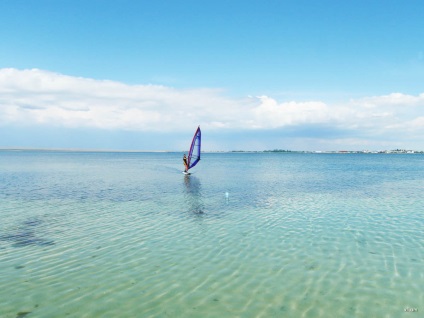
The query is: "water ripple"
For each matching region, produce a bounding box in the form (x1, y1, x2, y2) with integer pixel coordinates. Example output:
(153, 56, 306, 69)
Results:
(1, 152, 423, 317)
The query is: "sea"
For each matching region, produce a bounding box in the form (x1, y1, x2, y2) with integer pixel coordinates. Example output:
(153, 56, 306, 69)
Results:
(0, 150, 423, 318)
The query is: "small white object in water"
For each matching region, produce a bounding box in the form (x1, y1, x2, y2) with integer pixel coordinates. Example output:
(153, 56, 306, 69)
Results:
(404, 307, 418, 312)
(225, 192, 229, 198)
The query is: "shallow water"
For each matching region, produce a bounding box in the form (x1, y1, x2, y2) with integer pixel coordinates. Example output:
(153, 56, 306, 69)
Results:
(0, 151, 423, 317)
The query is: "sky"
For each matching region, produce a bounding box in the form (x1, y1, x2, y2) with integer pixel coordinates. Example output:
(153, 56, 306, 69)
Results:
(1, 0, 423, 151)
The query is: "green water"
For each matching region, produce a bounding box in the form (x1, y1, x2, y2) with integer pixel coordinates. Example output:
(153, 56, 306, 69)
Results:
(1, 151, 423, 317)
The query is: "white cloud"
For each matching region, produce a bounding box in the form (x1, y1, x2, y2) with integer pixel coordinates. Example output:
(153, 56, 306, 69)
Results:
(251, 96, 331, 128)
(346, 93, 424, 135)
(0, 68, 336, 130)
(0, 68, 423, 149)
(0, 68, 237, 131)
(355, 92, 424, 108)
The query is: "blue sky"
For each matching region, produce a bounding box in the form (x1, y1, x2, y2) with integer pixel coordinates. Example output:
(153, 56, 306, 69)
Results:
(1, 0, 423, 151)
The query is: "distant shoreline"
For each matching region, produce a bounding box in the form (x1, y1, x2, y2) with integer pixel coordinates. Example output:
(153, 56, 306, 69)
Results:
(235, 149, 424, 154)
(0, 148, 423, 154)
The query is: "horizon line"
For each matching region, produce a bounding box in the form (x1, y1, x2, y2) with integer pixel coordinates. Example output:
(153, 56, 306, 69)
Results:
(0, 147, 423, 154)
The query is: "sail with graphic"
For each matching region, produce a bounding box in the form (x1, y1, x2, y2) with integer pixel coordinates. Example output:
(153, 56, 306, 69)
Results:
(187, 126, 201, 170)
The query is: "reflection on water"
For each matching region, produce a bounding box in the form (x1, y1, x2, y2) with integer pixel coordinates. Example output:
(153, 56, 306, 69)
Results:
(183, 175, 204, 215)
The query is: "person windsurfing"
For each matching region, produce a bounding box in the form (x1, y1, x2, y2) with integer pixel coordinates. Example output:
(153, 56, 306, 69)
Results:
(182, 126, 201, 174)
(183, 154, 188, 172)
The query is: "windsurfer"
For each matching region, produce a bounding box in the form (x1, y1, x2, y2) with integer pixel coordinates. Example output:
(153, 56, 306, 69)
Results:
(183, 154, 188, 172)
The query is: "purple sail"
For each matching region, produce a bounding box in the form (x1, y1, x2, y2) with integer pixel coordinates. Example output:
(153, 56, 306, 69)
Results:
(187, 126, 201, 170)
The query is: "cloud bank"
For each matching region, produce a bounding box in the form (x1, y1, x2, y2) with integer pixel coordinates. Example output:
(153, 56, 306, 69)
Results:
(1, 68, 423, 150)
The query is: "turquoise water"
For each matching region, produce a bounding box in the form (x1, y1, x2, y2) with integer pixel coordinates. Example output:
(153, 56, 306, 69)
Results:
(0, 151, 423, 317)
